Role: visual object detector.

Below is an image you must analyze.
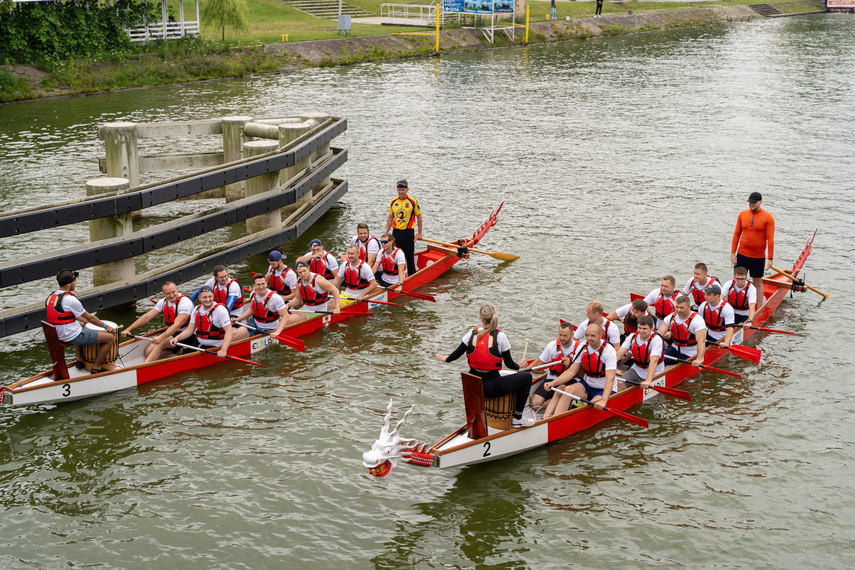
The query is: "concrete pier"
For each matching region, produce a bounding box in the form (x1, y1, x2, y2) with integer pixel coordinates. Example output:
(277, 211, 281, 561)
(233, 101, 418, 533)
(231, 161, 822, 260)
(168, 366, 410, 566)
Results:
(86, 177, 134, 287)
(243, 140, 282, 235)
(222, 115, 254, 202)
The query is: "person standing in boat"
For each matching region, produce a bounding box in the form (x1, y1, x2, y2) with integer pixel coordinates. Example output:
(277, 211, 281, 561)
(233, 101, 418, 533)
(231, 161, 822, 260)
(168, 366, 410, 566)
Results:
(332, 244, 379, 302)
(170, 286, 233, 359)
(296, 239, 339, 280)
(122, 281, 194, 362)
(284, 261, 341, 324)
(607, 299, 650, 344)
(682, 263, 720, 312)
(190, 265, 245, 318)
(657, 296, 707, 366)
(46, 269, 117, 374)
(697, 284, 736, 348)
(435, 304, 534, 428)
(732, 191, 775, 299)
(644, 275, 679, 329)
(573, 301, 620, 351)
(721, 266, 757, 327)
(351, 223, 381, 266)
(542, 322, 619, 419)
(266, 251, 298, 304)
(232, 274, 290, 341)
(372, 233, 407, 290)
(526, 321, 580, 411)
(385, 179, 422, 277)
(615, 315, 664, 391)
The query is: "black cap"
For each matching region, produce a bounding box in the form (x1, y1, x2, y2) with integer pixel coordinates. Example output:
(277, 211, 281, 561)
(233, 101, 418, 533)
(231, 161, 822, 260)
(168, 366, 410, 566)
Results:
(199, 286, 213, 294)
(397, 179, 408, 189)
(57, 269, 79, 286)
(748, 192, 762, 203)
(705, 284, 722, 295)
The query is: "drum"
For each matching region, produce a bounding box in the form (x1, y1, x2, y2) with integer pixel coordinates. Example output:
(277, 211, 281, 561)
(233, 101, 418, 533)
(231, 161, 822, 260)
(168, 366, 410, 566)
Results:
(80, 320, 119, 371)
(485, 393, 515, 431)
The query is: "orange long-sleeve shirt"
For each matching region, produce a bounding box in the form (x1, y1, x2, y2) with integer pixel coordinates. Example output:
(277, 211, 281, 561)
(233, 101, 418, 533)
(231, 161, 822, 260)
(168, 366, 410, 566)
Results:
(732, 208, 775, 259)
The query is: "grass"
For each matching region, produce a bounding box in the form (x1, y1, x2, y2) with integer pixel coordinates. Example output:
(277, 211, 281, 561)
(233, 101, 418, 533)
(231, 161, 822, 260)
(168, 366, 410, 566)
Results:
(0, 68, 33, 103)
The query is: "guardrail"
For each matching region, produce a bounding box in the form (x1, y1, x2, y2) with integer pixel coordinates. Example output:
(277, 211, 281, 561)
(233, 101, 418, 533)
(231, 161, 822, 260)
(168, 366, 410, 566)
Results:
(381, 2, 437, 20)
(126, 21, 201, 42)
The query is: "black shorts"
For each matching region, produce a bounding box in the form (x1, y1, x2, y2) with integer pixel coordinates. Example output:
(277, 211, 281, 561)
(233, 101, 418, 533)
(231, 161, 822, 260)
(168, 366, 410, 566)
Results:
(736, 253, 765, 278)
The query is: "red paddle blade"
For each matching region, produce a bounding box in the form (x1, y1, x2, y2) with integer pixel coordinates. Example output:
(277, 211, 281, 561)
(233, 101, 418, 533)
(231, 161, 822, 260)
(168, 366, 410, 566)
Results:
(558, 318, 577, 331)
(398, 290, 436, 302)
(604, 406, 649, 428)
(653, 385, 691, 401)
(630, 292, 644, 302)
(701, 364, 743, 379)
(276, 334, 306, 352)
(729, 344, 762, 364)
(226, 354, 267, 367)
(754, 326, 796, 335)
(360, 298, 401, 306)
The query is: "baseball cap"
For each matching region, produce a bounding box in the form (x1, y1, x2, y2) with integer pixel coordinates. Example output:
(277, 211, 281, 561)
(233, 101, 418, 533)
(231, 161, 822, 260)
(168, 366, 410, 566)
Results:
(57, 269, 79, 286)
(748, 192, 762, 203)
(309, 239, 323, 248)
(705, 284, 722, 295)
(268, 250, 284, 262)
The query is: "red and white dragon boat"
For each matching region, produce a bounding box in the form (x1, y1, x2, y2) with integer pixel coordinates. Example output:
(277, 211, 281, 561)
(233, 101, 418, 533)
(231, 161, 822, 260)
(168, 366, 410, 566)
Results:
(362, 229, 818, 476)
(0, 203, 507, 407)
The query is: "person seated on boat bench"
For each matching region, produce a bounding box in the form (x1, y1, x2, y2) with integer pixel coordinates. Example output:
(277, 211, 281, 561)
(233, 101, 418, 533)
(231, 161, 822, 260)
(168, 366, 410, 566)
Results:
(332, 244, 379, 303)
(372, 233, 407, 290)
(266, 250, 298, 304)
(526, 321, 580, 411)
(607, 299, 650, 345)
(435, 304, 534, 428)
(697, 283, 736, 348)
(284, 261, 341, 325)
(190, 265, 245, 319)
(615, 315, 664, 391)
(543, 322, 619, 419)
(46, 269, 118, 375)
(351, 223, 381, 266)
(231, 274, 290, 341)
(721, 266, 757, 328)
(682, 262, 721, 312)
(296, 239, 339, 281)
(657, 295, 707, 367)
(122, 281, 193, 362)
(573, 301, 620, 351)
(644, 275, 679, 330)
(170, 286, 233, 359)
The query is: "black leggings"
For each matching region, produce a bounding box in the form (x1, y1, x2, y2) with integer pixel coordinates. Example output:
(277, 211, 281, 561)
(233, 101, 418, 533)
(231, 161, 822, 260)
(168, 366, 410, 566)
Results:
(471, 369, 533, 419)
(393, 228, 417, 276)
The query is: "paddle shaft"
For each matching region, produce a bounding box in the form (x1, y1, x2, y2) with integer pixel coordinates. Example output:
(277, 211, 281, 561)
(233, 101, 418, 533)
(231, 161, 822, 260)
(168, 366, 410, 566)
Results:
(620, 378, 691, 401)
(290, 308, 373, 317)
(520, 359, 563, 372)
(380, 286, 435, 302)
(420, 237, 519, 261)
(663, 355, 742, 378)
(234, 321, 305, 352)
(127, 333, 266, 367)
(551, 387, 648, 428)
(770, 266, 828, 298)
(749, 325, 796, 335)
(342, 294, 400, 306)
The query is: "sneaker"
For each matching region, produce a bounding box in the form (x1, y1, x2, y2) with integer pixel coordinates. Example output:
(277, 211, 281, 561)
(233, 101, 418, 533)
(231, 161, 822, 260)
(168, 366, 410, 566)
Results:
(90, 368, 105, 375)
(511, 416, 536, 428)
(74, 361, 86, 370)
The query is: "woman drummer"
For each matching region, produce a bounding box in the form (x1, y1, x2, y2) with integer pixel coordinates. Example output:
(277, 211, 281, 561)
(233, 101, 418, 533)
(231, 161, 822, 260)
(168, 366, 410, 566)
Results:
(436, 304, 534, 428)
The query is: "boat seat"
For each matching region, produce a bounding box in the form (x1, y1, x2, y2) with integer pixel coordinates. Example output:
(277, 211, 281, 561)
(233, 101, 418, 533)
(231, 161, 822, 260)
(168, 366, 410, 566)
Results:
(40, 321, 70, 381)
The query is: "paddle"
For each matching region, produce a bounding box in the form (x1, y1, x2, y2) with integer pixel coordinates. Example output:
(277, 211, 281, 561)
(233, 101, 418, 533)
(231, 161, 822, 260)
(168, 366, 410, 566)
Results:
(420, 237, 519, 261)
(630, 292, 644, 302)
(233, 321, 306, 352)
(748, 325, 796, 336)
(380, 286, 436, 302)
(770, 266, 829, 299)
(342, 294, 401, 306)
(663, 355, 742, 378)
(290, 308, 374, 317)
(520, 359, 562, 372)
(551, 387, 649, 428)
(620, 378, 691, 401)
(704, 339, 762, 363)
(127, 333, 267, 367)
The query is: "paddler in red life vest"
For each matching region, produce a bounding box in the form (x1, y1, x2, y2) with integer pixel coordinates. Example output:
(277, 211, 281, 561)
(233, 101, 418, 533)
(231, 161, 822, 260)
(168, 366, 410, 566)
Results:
(122, 281, 194, 363)
(332, 244, 379, 302)
(436, 304, 535, 428)
(720, 266, 758, 328)
(371, 233, 407, 290)
(607, 299, 650, 344)
(644, 275, 679, 329)
(615, 315, 664, 390)
(573, 301, 620, 351)
(266, 250, 298, 304)
(682, 262, 721, 312)
(658, 295, 707, 366)
(284, 261, 341, 325)
(543, 322, 619, 419)
(46, 269, 118, 374)
(231, 274, 290, 341)
(295, 239, 339, 281)
(526, 322, 580, 411)
(697, 283, 736, 348)
(190, 265, 245, 318)
(170, 286, 233, 358)
(351, 223, 381, 266)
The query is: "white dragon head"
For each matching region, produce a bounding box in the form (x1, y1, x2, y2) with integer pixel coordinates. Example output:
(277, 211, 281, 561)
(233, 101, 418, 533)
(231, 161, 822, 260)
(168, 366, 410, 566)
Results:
(362, 400, 418, 478)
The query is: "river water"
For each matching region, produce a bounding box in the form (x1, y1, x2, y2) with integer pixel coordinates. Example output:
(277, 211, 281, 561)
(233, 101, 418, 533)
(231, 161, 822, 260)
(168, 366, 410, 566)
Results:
(1, 14, 854, 568)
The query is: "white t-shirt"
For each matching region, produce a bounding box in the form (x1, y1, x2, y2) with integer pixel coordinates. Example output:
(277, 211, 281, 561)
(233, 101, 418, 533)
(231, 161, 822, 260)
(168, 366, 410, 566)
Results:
(573, 318, 620, 346)
(697, 300, 735, 341)
(337, 261, 376, 298)
(663, 312, 706, 357)
(154, 295, 195, 324)
(52, 291, 85, 342)
(266, 266, 298, 295)
(682, 276, 720, 310)
(571, 341, 618, 389)
(377, 248, 407, 285)
(351, 236, 381, 261)
(720, 279, 758, 316)
(621, 333, 665, 376)
(538, 339, 579, 380)
(250, 291, 287, 330)
(204, 277, 245, 317)
(191, 304, 232, 347)
(461, 328, 512, 353)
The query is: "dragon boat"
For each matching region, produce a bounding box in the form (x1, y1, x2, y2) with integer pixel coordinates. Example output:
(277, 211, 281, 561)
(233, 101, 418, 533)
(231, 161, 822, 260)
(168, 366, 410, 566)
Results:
(0, 204, 507, 407)
(363, 229, 818, 477)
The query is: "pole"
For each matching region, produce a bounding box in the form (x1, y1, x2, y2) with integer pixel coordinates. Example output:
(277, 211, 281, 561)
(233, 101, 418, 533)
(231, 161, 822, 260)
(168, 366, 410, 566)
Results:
(435, 2, 441, 54)
(524, 4, 529, 44)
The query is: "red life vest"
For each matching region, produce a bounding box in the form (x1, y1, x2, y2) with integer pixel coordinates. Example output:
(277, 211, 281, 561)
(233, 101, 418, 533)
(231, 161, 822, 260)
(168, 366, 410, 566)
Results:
(195, 304, 227, 340)
(357, 237, 380, 262)
(670, 312, 699, 347)
(653, 292, 678, 321)
(629, 333, 656, 368)
(727, 283, 753, 311)
(690, 276, 719, 307)
(214, 278, 244, 311)
(702, 302, 728, 332)
(162, 294, 186, 326)
(45, 291, 76, 325)
(299, 274, 330, 306)
(466, 328, 503, 371)
(252, 291, 279, 323)
(344, 261, 370, 290)
(310, 255, 334, 280)
(581, 343, 607, 379)
(267, 267, 294, 295)
(381, 248, 403, 275)
(622, 313, 639, 336)
(549, 338, 579, 376)
(600, 320, 615, 343)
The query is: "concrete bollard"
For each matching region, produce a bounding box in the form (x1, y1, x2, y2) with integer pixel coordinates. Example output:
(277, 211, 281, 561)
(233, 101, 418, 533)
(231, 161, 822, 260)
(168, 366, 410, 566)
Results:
(101, 122, 139, 217)
(87, 177, 135, 288)
(244, 140, 281, 235)
(301, 113, 333, 199)
(279, 122, 314, 220)
(222, 115, 253, 203)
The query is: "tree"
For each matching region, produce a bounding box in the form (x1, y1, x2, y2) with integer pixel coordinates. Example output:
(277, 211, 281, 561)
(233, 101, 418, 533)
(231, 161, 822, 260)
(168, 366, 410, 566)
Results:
(202, 0, 250, 41)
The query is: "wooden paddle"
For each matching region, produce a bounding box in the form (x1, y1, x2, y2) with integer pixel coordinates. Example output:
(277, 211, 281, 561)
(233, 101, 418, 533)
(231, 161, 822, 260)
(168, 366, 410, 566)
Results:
(380, 286, 436, 302)
(748, 325, 796, 336)
(551, 387, 649, 428)
(342, 294, 401, 306)
(704, 340, 762, 363)
(770, 266, 829, 299)
(128, 333, 267, 367)
(620, 378, 691, 401)
(420, 237, 519, 261)
(663, 355, 742, 378)
(234, 321, 306, 352)
(520, 359, 562, 373)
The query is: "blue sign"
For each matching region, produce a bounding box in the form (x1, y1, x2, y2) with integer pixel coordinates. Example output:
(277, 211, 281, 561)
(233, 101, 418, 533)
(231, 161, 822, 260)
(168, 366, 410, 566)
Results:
(445, 0, 513, 14)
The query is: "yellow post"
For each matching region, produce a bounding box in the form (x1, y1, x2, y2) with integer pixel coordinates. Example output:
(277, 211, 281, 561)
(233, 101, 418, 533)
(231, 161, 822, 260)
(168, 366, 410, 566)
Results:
(434, 3, 441, 54)
(524, 5, 529, 44)
(281, 34, 285, 42)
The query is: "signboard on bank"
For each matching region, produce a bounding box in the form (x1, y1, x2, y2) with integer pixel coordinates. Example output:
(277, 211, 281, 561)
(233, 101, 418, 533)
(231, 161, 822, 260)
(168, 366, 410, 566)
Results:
(827, 0, 855, 11)
(444, 0, 514, 14)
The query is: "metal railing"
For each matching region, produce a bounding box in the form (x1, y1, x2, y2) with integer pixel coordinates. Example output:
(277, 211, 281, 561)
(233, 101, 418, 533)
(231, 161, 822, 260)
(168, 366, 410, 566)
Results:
(126, 21, 201, 43)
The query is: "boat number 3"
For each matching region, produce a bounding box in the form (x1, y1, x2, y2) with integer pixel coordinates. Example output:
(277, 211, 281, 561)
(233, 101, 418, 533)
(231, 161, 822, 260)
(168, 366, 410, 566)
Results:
(483, 441, 491, 457)
(62, 384, 71, 397)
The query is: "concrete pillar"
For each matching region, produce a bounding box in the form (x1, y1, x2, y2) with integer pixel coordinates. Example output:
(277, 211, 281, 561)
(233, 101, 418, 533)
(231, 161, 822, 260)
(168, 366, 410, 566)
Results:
(301, 113, 333, 198)
(222, 115, 253, 202)
(244, 140, 281, 235)
(102, 122, 139, 189)
(87, 177, 135, 287)
(279, 121, 314, 220)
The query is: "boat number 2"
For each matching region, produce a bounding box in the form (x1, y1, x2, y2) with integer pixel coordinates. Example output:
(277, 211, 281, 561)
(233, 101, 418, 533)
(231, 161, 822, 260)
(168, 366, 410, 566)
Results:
(483, 441, 491, 457)
(62, 384, 71, 397)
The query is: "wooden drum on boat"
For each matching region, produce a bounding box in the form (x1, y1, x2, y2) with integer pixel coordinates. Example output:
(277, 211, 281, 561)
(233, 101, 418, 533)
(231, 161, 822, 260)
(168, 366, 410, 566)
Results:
(485, 393, 515, 430)
(80, 321, 119, 371)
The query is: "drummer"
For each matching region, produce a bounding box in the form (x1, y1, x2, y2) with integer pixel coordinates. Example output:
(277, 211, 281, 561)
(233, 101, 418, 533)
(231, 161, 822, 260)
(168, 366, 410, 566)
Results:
(436, 304, 534, 428)
(45, 269, 117, 374)
(122, 281, 194, 363)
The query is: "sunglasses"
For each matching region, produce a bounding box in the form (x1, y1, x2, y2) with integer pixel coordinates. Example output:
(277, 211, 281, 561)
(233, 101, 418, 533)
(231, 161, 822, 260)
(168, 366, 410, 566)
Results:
(380, 240, 389, 244)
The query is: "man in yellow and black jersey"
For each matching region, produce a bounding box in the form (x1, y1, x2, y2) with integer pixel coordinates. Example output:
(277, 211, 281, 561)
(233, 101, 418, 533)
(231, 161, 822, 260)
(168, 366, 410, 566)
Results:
(385, 179, 422, 276)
